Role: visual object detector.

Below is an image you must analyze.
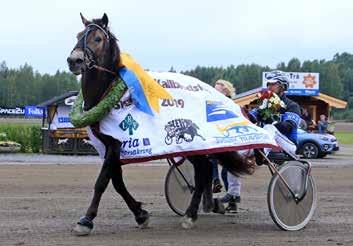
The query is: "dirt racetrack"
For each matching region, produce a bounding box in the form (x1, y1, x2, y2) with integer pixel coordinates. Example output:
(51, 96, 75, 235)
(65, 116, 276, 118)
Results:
(1, 148, 353, 245)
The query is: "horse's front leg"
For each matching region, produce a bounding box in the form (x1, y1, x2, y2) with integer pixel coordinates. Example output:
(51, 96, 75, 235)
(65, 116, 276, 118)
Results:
(73, 158, 111, 236)
(180, 155, 213, 229)
(110, 159, 150, 228)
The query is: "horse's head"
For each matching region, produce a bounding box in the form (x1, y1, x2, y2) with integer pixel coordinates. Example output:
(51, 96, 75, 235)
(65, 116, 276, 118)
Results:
(67, 13, 120, 75)
(67, 13, 121, 110)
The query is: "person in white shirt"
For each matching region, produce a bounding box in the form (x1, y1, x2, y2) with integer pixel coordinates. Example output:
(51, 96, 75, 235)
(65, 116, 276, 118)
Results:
(213, 79, 241, 213)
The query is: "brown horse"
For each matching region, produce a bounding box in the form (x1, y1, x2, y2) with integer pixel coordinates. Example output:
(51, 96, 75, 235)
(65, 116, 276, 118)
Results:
(67, 13, 254, 235)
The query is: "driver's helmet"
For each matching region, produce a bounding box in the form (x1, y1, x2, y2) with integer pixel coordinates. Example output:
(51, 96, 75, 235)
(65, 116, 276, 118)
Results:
(265, 70, 289, 91)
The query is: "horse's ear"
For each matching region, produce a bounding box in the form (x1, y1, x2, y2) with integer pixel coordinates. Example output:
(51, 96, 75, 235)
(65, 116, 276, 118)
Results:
(102, 13, 109, 28)
(80, 13, 89, 26)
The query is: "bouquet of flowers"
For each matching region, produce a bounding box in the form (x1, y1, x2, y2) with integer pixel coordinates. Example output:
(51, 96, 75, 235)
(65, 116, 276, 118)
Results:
(256, 89, 286, 122)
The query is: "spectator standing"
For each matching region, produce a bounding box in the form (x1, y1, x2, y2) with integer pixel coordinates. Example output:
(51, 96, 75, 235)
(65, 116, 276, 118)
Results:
(318, 114, 329, 133)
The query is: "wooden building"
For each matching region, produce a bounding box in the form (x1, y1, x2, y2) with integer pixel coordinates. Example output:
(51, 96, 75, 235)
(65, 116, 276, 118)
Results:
(37, 91, 97, 154)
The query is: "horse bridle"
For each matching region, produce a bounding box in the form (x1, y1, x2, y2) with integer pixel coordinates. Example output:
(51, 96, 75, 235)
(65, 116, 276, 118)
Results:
(73, 23, 117, 76)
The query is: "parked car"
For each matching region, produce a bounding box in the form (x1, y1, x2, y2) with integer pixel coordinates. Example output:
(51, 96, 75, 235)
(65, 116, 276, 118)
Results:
(296, 129, 339, 158)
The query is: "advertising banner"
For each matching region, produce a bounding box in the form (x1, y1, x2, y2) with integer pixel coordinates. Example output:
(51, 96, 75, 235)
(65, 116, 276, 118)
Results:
(24, 106, 45, 118)
(262, 72, 319, 96)
(0, 106, 25, 116)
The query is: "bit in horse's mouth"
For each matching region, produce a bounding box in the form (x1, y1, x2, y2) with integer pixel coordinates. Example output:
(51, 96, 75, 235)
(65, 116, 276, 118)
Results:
(70, 69, 81, 75)
(68, 65, 82, 75)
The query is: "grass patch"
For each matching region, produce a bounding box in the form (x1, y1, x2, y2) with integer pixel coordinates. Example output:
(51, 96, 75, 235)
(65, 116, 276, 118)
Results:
(335, 132, 353, 145)
(0, 124, 42, 152)
(0, 118, 42, 125)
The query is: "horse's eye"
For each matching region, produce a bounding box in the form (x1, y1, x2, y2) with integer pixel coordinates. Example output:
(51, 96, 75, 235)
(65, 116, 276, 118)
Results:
(94, 37, 102, 43)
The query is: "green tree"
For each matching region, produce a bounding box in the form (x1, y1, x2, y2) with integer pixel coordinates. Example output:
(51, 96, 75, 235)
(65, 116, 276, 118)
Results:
(287, 58, 301, 71)
(0, 63, 78, 107)
(319, 62, 343, 98)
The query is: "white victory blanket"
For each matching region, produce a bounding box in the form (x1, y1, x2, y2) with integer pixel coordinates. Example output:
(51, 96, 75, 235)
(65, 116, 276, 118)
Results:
(87, 72, 278, 163)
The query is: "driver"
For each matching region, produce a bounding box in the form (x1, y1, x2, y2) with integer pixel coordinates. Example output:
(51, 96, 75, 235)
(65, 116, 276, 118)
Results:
(249, 70, 301, 161)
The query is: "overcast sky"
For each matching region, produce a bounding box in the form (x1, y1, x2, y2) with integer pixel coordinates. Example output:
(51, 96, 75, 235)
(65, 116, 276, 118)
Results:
(1, 0, 353, 74)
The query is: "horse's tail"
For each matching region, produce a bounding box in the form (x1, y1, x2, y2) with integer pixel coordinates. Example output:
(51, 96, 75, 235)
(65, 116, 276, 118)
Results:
(214, 151, 256, 176)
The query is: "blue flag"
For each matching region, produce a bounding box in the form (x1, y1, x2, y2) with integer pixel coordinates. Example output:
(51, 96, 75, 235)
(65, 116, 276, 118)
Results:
(118, 67, 154, 116)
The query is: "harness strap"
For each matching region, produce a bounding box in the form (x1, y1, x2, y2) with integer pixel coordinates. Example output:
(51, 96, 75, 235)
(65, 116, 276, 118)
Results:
(93, 64, 117, 76)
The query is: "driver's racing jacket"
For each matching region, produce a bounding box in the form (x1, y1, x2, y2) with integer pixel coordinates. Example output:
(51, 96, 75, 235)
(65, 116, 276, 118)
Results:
(249, 94, 301, 144)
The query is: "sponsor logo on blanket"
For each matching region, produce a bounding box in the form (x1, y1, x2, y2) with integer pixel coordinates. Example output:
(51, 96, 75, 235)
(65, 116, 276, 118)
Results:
(157, 79, 208, 92)
(216, 121, 257, 136)
(206, 101, 239, 122)
(114, 98, 133, 110)
(161, 98, 185, 108)
(214, 121, 267, 144)
(214, 133, 271, 145)
(120, 137, 153, 156)
(122, 137, 151, 148)
(119, 114, 139, 135)
(164, 119, 205, 145)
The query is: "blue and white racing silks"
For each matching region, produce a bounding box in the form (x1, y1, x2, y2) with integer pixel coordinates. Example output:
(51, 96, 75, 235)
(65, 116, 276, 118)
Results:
(249, 109, 301, 144)
(281, 112, 301, 143)
(281, 112, 301, 127)
(248, 108, 258, 121)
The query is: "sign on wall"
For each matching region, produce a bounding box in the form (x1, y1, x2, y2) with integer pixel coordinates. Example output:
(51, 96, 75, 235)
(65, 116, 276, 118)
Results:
(24, 106, 45, 118)
(0, 106, 25, 116)
(50, 106, 74, 129)
(262, 72, 319, 96)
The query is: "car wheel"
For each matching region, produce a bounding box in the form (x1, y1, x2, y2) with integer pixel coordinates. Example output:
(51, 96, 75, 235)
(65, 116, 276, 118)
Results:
(301, 143, 319, 159)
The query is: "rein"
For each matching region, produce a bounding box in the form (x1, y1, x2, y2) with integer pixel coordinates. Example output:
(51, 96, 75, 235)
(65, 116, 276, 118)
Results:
(93, 64, 117, 77)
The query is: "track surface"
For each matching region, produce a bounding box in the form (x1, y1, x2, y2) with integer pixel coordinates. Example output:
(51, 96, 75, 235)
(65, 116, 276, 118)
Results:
(0, 148, 353, 245)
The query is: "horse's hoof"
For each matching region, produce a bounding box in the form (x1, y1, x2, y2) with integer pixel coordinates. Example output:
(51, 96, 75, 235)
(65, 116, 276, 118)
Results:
(138, 216, 150, 229)
(136, 209, 150, 229)
(72, 216, 93, 236)
(73, 223, 92, 236)
(180, 216, 195, 229)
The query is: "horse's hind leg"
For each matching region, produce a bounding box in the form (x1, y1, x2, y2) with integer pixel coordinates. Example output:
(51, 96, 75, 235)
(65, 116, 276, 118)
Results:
(110, 160, 150, 228)
(73, 157, 111, 236)
(181, 155, 213, 229)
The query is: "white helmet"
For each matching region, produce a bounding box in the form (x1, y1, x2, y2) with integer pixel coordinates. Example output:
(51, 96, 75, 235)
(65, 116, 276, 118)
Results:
(265, 70, 289, 91)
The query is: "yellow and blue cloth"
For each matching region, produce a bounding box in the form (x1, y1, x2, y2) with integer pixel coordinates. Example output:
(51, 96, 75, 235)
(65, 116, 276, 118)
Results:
(119, 53, 172, 116)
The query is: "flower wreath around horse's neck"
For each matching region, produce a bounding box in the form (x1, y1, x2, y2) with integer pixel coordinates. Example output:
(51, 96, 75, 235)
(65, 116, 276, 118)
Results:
(69, 78, 127, 128)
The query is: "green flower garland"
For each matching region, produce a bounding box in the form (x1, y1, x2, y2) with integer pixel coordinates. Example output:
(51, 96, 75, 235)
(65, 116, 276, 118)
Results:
(70, 78, 127, 128)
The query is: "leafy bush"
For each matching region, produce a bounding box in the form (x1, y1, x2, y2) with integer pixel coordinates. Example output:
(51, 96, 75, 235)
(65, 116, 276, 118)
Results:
(0, 124, 42, 152)
(0, 132, 7, 141)
(332, 109, 353, 122)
